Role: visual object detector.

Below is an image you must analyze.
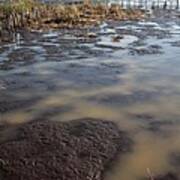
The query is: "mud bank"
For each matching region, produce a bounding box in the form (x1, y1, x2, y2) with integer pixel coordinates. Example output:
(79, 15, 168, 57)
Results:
(0, 118, 131, 180)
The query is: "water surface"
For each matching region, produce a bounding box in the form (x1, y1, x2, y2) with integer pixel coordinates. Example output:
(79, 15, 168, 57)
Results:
(1, 14, 180, 180)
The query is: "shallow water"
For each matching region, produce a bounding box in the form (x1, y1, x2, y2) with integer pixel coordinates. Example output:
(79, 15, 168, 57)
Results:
(1, 15, 180, 179)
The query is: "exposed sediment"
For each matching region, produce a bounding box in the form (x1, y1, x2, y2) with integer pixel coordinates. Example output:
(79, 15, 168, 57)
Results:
(0, 118, 132, 180)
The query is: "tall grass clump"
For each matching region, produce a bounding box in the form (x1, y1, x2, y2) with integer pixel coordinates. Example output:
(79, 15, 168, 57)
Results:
(0, 0, 144, 31)
(0, 0, 37, 14)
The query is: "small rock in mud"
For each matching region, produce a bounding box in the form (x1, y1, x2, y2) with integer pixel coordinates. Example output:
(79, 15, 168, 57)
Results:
(0, 118, 132, 180)
(87, 32, 98, 38)
(111, 35, 124, 42)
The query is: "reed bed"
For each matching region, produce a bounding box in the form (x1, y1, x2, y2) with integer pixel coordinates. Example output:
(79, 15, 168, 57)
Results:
(0, 0, 144, 31)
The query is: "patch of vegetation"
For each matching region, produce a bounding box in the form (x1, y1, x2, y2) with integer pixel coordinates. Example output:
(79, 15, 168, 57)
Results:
(0, 0, 38, 14)
(0, 0, 144, 32)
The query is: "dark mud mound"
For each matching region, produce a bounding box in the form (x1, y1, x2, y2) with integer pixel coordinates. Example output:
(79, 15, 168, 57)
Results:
(0, 118, 131, 180)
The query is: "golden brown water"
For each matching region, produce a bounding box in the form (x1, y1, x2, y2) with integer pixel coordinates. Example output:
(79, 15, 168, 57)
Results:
(1, 18, 180, 179)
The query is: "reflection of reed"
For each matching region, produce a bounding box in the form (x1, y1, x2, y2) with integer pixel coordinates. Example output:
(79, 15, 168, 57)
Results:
(146, 168, 154, 180)
(0, 81, 6, 90)
(177, 0, 179, 9)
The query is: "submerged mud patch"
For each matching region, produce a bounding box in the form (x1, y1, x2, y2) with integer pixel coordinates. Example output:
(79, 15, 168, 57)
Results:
(57, 62, 126, 87)
(132, 113, 179, 136)
(0, 118, 131, 180)
(136, 119, 180, 139)
(7, 48, 37, 63)
(43, 44, 108, 62)
(131, 113, 155, 121)
(1, 71, 59, 93)
(87, 90, 159, 106)
(35, 105, 74, 120)
(0, 97, 40, 114)
(145, 120, 176, 133)
(129, 45, 163, 56)
(169, 41, 180, 47)
(116, 25, 170, 40)
(0, 48, 38, 70)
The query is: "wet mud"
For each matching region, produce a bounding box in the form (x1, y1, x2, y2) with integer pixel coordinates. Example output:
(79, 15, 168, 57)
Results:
(0, 119, 131, 180)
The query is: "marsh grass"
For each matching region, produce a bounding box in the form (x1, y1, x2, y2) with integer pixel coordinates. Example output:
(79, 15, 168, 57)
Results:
(0, 0, 38, 13)
(0, 0, 144, 31)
